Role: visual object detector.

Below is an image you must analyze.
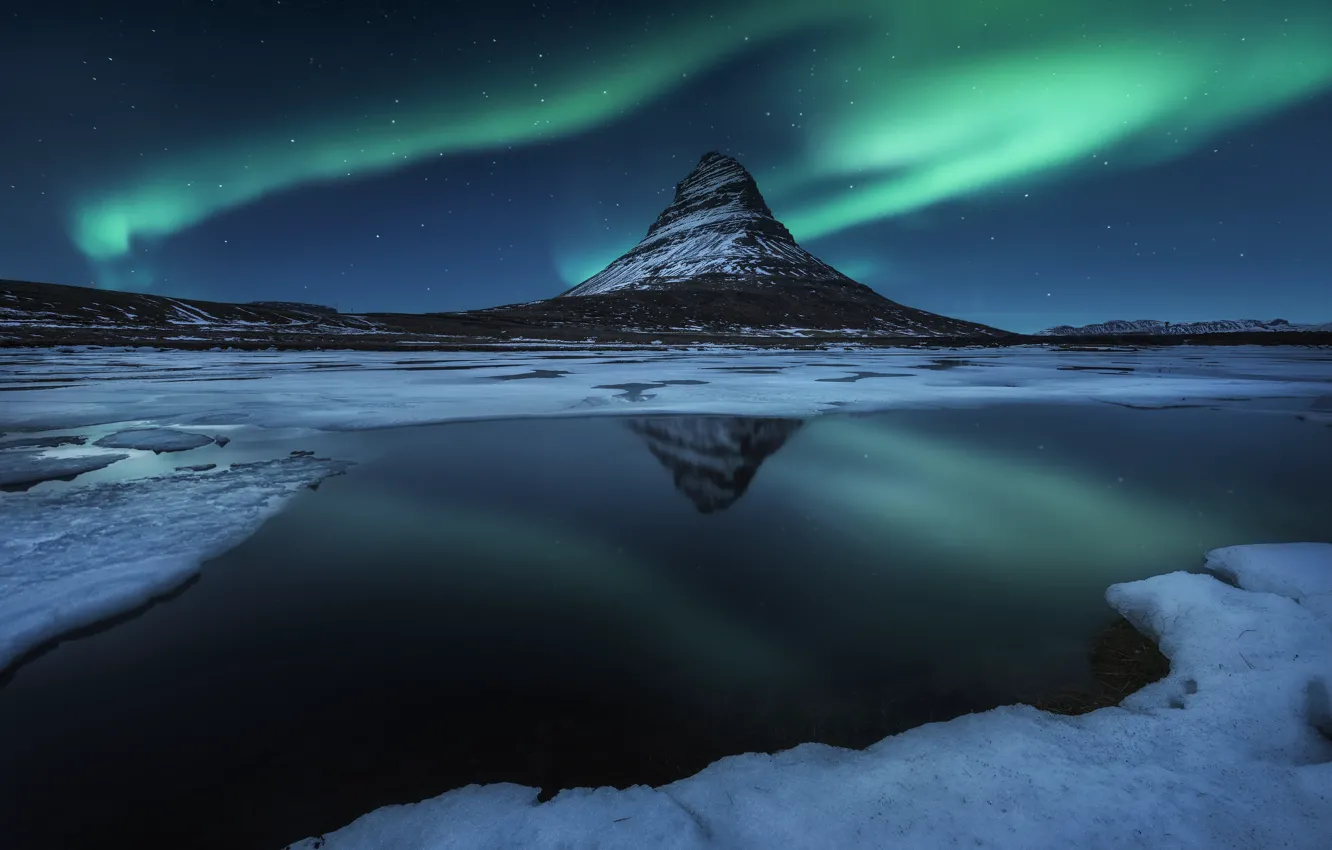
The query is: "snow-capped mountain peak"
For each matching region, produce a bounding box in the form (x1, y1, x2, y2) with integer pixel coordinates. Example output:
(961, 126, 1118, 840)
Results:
(562, 152, 850, 297)
(642, 151, 788, 242)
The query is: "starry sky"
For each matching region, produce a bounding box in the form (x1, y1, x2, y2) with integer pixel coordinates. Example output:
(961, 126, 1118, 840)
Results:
(2, 0, 1330, 333)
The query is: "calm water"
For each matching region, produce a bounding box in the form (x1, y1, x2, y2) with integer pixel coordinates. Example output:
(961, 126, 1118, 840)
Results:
(2, 404, 1329, 850)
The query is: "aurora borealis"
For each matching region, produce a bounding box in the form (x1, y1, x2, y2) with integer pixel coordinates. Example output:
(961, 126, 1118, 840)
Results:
(2, 0, 1330, 330)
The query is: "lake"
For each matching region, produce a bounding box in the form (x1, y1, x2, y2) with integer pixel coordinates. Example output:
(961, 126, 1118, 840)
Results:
(1, 402, 1329, 850)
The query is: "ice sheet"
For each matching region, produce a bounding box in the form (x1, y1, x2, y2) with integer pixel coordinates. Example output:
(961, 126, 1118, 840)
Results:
(287, 543, 1332, 850)
(0, 457, 353, 672)
(0, 449, 129, 490)
(1, 345, 1328, 432)
(0, 434, 87, 449)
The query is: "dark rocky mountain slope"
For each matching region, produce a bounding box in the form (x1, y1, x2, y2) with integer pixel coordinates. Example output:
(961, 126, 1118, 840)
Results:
(552, 151, 1004, 338)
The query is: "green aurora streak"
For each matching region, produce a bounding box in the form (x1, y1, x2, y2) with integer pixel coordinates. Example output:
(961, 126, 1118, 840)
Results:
(70, 0, 1332, 286)
(71, 0, 846, 267)
(782, 5, 1332, 240)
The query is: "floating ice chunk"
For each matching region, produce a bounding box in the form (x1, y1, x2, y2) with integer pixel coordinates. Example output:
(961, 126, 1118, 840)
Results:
(289, 544, 1332, 850)
(0, 456, 353, 673)
(93, 427, 216, 453)
(0, 449, 129, 490)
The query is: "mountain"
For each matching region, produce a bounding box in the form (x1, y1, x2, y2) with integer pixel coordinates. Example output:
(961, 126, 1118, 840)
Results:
(1041, 318, 1325, 336)
(3, 271, 1325, 349)
(547, 151, 1004, 338)
(628, 416, 803, 513)
(0, 278, 392, 345)
(19, 153, 1326, 350)
(565, 152, 850, 296)
(0, 152, 1007, 348)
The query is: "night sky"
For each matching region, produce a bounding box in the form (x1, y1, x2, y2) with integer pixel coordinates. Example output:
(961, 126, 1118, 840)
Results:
(2, 0, 1329, 333)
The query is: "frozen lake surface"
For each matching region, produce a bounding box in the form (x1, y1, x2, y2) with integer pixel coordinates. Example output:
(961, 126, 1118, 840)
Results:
(1, 345, 1330, 849)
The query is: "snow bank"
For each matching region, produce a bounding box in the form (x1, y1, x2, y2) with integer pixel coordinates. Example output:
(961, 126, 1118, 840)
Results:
(288, 544, 1332, 850)
(0, 457, 352, 672)
(1203, 543, 1332, 619)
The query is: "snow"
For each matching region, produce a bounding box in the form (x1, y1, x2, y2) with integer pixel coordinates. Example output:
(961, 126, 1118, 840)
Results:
(0, 346, 1327, 433)
(1204, 543, 1332, 619)
(93, 427, 217, 452)
(566, 154, 847, 296)
(164, 298, 218, 325)
(567, 222, 841, 296)
(0, 449, 129, 489)
(0, 456, 353, 672)
(279, 542, 1332, 850)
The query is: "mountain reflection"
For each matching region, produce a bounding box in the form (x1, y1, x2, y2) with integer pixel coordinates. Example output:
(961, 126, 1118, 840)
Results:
(628, 416, 804, 513)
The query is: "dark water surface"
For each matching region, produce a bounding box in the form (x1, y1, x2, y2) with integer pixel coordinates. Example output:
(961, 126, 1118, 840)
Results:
(2, 405, 1329, 850)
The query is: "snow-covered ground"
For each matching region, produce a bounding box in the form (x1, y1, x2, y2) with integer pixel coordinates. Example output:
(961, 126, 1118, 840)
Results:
(1, 344, 1329, 432)
(280, 543, 1332, 850)
(1, 345, 1329, 847)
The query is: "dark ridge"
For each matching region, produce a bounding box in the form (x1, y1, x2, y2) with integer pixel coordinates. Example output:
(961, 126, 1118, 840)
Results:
(3, 275, 1327, 351)
(247, 301, 339, 315)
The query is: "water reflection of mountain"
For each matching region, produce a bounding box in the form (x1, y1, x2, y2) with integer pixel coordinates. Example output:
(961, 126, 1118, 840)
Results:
(628, 416, 804, 513)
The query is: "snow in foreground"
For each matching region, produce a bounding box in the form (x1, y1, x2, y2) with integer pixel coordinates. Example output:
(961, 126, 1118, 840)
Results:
(289, 544, 1332, 850)
(0, 457, 352, 671)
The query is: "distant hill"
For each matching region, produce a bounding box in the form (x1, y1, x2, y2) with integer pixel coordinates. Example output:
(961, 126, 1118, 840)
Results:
(247, 301, 339, 315)
(0, 278, 387, 346)
(1041, 318, 1329, 336)
(0, 277, 1002, 350)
